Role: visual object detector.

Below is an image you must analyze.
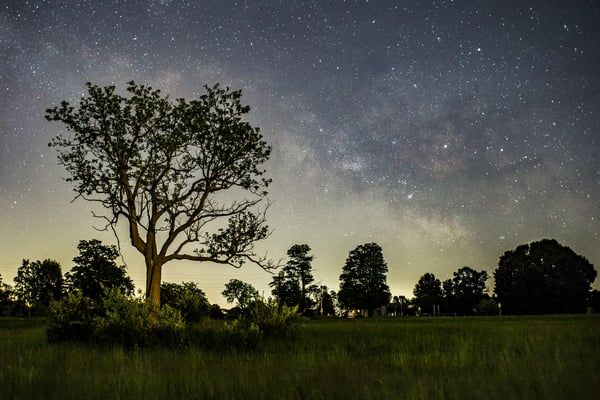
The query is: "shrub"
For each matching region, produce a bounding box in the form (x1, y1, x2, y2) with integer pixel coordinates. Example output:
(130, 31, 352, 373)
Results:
(160, 282, 210, 322)
(244, 298, 300, 337)
(47, 290, 96, 342)
(47, 287, 185, 347)
(91, 288, 150, 346)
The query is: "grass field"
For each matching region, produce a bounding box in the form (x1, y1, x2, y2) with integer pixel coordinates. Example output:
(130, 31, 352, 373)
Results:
(0, 315, 598, 399)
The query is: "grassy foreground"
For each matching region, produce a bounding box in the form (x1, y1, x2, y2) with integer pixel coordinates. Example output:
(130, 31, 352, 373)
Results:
(0, 315, 598, 399)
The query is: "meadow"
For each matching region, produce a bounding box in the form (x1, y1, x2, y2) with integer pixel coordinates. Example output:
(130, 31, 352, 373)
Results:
(0, 315, 598, 399)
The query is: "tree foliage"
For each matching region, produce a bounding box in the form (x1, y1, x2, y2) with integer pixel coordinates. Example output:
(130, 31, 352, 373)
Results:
(66, 239, 134, 302)
(443, 266, 489, 315)
(47, 81, 272, 317)
(338, 243, 391, 316)
(14, 259, 64, 314)
(269, 244, 314, 312)
(0, 274, 14, 315)
(413, 273, 442, 313)
(222, 278, 259, 311)
(0, 274, 10, 301)
(306, 285, 337, 316)
(160, 281, 210, 322)
(494, 239, 597, 314)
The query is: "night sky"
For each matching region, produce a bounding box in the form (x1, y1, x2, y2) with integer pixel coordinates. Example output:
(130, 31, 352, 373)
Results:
(1, 0, 599, 305)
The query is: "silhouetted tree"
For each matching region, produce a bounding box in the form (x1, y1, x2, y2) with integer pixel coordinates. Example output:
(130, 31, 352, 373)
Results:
(306, 285, 336, 316)
(66, 239, 134, 302)
(14, 259, 64, 315)
(338, 243, 391, 316)
(222, 278, 259, 311)
(269, 244, 314, 312)
(0, 274, 8, 300)
(160, 281, 210, 322)
(47, 82, 272, 318)
(0, 274, 14, 315)
(494, 239, 597, 314)
(388, 295, 408, 316)
(443, 266, 488, 315)
(413, 273, 442, 314)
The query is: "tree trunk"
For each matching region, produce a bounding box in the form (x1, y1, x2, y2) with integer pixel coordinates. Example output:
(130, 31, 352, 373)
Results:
(146, 258, 163, 321)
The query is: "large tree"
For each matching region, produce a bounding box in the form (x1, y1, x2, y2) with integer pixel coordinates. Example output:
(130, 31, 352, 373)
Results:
(413, 273, 442, 314)
(14, 259, 64, 314)
(66, 239, 134, 302)
(338, 243, 391, 316)
(47, 82, 272, 317)
(270, 244, 314, 311)
(494, 239, 596, 314)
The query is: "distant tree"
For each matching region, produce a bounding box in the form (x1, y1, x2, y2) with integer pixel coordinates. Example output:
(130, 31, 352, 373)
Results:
(338, 243, 391, 316)
(65, 239, 134, 302)
(269, 244, 314, 312)
(47, 81, 272, 318)
(389, 295, 408, 316)
(14, 259, 64, 314)
(222, 278, 259, 311)
(160, 281, 210, 322)
(0, 274, 8, 300)
(0, 274, 14, 315)
(269, 271, 294, 306)
(441, 278, 455, 313)
(494, 239, 597, 314)
(306, 285, 336, 316)
(413, 273, 443, 315)
(444, 266, 488, 315)
(286, 244, 314, 311)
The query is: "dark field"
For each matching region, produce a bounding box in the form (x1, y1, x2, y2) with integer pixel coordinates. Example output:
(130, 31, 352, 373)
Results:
(1, 315, 598, 399)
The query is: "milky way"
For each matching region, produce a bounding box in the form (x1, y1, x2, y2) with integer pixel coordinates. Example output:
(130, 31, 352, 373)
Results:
(1, 0, 599, 304)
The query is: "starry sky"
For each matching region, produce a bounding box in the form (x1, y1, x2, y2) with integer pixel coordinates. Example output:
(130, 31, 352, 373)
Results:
(1, 0, 599, 306)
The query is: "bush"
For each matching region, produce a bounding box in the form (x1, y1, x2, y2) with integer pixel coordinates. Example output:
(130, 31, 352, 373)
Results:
(47, 288, 185, 347)
(244, 298, 300, 337)
(160, 282, 210, 323)
(47, 291, 96, 342)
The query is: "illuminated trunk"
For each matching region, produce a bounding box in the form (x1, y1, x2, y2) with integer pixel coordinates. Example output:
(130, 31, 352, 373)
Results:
(145, 257, 163, 321)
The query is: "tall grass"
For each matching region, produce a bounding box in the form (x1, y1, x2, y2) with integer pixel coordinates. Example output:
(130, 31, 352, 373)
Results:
(0, 315, 598, 399)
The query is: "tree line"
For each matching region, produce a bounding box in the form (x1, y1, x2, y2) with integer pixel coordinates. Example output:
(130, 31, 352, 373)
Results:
(9, 79, 590, 325)
(0, 239, 218, 320)
(38, 81, 597, 318)
(261, 238, 598, 317)
(2, 237, 597, 319)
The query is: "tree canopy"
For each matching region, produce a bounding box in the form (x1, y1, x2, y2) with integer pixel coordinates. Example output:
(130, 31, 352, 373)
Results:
(160, 281, 210, 322)
(222, 278, 259, 311)
(269, 244, 315, 312)
(338, 243, 391, 316)
(47, 81, 272, 317)
(494, 239, 597, 314)
(66, 239, 134, 302)
(413, 273, 442, 314)
(443, 266, 489, 315)
(14, 259, 64, 314)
